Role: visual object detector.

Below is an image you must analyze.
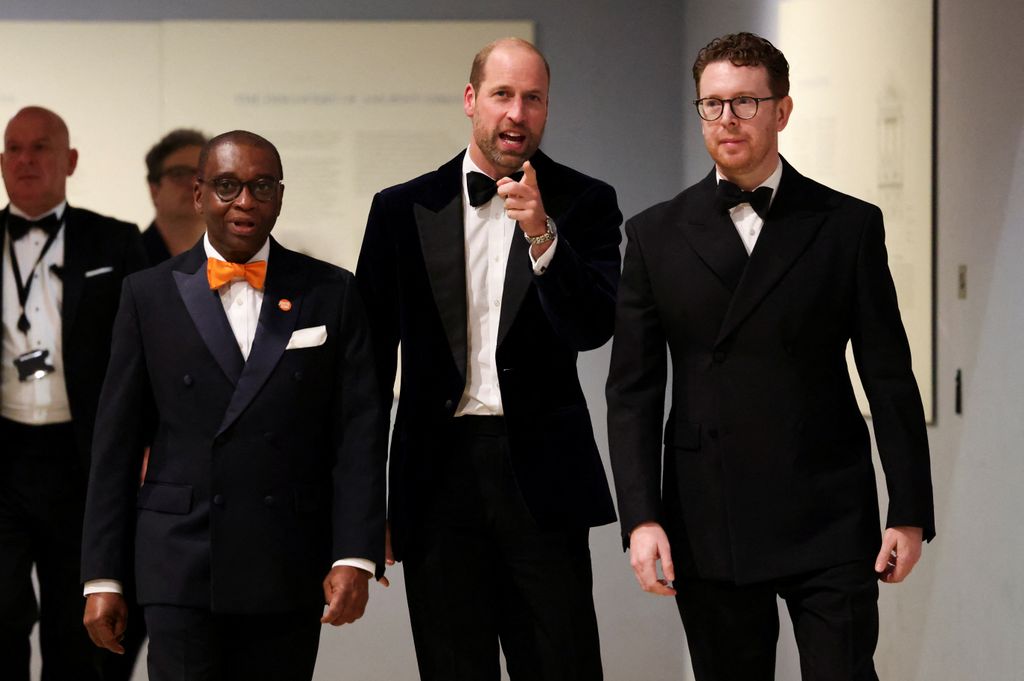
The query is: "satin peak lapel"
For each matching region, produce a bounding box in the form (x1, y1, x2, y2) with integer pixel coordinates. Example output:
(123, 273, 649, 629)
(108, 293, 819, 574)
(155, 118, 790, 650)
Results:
(415, 196, 468, 384)
(496, 231, 531, 349)
(173, 250, 245, 385)
(217, 242, 302, 436)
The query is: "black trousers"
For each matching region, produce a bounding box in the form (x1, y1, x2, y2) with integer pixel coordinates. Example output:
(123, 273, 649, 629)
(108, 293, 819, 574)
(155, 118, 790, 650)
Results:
(144, 605, 322, 681)
(675, 559, 880, 681)
(0, 417, 143, 681)
(402, 416, 603, 681)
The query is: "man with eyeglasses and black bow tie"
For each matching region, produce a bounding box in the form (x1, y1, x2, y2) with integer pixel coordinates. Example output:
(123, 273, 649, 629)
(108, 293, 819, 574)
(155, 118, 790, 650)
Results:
(606, 32, 935, 680)
(0, 105, 146, 681)
(81, 130, 386, 681)
(357, 38, 622, 680)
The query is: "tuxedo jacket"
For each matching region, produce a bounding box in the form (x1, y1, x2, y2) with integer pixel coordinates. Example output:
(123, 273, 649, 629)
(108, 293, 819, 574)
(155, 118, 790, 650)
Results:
(356, 150, 622, 559)
(606, 160, 934, 584)
(81, 238, 386, 612)
(0, 205, 145, 465)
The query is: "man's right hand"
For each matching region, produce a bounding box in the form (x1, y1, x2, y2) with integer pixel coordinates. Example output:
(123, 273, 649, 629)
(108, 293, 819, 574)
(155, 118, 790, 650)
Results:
(629, 522, 677, 596)
(83, 592, 128, 654)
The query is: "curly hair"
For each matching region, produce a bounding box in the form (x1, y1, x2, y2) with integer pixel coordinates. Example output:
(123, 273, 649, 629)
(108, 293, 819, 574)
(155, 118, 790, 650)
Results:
(692, 32, 790, 98)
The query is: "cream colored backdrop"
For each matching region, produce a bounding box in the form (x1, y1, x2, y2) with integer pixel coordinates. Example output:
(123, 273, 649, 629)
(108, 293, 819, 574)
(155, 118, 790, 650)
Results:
(0, 20, 533, 270)
(778, 0, 935, 419)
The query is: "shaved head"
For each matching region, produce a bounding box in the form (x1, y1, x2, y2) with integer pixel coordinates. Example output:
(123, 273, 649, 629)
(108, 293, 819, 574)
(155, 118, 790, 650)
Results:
(2, 105, 78, 216)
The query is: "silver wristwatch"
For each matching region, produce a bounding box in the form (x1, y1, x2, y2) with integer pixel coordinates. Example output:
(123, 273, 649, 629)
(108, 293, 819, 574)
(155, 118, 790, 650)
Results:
(523, 217, 556, 245)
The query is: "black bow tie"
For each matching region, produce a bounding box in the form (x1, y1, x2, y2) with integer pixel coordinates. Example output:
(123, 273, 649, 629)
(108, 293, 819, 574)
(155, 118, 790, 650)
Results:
(7, 212, 62, 241)
(467, 170, 524, 208)
(716, 180, 773, 220)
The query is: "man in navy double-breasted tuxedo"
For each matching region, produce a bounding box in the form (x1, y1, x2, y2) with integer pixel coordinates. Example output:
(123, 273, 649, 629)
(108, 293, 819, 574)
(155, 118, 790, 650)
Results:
(81, 130, 385, 681)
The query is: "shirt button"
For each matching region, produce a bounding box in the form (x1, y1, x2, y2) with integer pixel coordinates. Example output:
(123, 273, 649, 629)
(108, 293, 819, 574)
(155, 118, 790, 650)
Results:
(235, 297, 243, 306)
(493, 299, 500, 308)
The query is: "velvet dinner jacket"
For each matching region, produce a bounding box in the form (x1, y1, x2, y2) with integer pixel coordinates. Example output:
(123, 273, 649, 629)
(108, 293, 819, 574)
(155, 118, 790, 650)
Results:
(356, 150, 622, 559)
(0, 205, 145, 464)
(81, 238, 386, 612)
(607, 160, 934, 584)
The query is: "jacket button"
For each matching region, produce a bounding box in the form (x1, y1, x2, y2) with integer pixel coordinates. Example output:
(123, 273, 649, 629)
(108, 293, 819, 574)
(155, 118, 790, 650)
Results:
(444, 399, 454, 411)
(293, 371, 303, 381)
(708, 428, 719, 440)
(264, 495, 276, 507)
(712, 351, 726, 363)
(183, 374, 193, 386)
(212, 494, 224, 506)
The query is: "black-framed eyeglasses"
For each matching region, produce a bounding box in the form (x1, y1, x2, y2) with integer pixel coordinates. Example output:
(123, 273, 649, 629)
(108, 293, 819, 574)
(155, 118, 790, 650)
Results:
(199, 176, 283, 202)
(694, 96, 777, 121)
(157, 165, 198, 186)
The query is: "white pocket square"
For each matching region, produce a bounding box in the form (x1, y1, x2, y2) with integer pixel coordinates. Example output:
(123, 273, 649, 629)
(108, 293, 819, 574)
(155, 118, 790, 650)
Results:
(286, 325, 327, 350)
(84, 266, 114, 278)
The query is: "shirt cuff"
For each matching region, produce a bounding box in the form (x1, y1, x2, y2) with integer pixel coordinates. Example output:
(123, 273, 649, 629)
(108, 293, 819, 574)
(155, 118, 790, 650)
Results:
(530, 234, 558, 274)
(332, 557, 376, 575)
(83, 579, 123, 596)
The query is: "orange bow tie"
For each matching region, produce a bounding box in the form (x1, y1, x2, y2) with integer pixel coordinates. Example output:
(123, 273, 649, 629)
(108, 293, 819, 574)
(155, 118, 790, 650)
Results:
(207, 258, 267, 290)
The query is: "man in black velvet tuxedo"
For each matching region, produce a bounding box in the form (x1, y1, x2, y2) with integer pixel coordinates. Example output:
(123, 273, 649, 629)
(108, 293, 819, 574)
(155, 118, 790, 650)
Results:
(81, 130, 385, 681)
(606, 33, 935, 680)
(0, 106, 146, 681)
(357, 38, 622, 680)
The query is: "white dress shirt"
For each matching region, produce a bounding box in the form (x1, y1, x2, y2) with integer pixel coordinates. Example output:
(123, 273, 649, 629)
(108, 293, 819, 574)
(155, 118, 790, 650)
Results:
(85, 235, 371, 596)
(456, 151, 557, 416)
(717, 160, 783, 255)
(1, 201, 71, 424)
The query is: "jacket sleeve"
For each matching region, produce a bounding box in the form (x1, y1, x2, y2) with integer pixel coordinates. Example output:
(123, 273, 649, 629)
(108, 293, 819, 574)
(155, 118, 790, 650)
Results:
(330, 274, 388, 575)
(81, 276, 152, 583)
(605, 217, 669, 548)
(850, 207, 935, 540)
(532, 181, 623, 351)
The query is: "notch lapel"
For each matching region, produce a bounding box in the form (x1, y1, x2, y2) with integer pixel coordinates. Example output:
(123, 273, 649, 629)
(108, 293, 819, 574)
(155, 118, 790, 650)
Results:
(217, 239, 302, 436)
(715, 164, 825, 345)
(415, 189, 468, 385)
(173, 243, 244, 385)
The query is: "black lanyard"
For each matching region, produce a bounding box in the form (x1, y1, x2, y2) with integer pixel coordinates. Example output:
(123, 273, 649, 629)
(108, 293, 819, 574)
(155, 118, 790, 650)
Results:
(7, 220, 62, 334)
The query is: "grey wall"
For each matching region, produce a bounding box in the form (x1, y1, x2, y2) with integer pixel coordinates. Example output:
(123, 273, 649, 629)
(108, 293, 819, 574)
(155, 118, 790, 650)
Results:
(9, 0, 1022, 679)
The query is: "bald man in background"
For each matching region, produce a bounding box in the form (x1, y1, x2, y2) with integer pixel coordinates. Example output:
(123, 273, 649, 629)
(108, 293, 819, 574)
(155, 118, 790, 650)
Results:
(0, 106, 146, 680)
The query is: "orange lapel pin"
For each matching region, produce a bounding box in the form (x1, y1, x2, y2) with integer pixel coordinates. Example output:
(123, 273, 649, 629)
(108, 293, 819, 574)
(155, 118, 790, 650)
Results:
(278, 298, 292, 312)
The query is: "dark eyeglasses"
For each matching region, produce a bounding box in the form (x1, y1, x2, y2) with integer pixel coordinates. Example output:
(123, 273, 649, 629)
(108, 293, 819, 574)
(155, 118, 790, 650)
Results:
(694, 96, 777, 121)
(155, 165, 197, 186)
(198, 176, 283, 202)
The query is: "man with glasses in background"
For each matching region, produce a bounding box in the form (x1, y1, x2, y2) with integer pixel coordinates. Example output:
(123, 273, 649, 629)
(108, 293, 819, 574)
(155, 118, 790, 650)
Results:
(606, 32, 934, 680)
(142, 129, 208, 264)
(81, 130, 385, 681)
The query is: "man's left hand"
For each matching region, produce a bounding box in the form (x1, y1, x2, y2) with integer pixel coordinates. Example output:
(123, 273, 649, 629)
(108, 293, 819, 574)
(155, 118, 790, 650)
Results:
(497, 161, 552, 257)
(320, 565, 371, 626)
(874, 525, 924, 583)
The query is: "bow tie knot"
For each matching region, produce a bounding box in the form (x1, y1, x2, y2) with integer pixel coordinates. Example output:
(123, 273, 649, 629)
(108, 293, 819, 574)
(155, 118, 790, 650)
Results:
(716, 180, 773, 220)
(466, 170, 524, 208)
(8, 213, 62, 241)
(207, 258, 267, 290)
